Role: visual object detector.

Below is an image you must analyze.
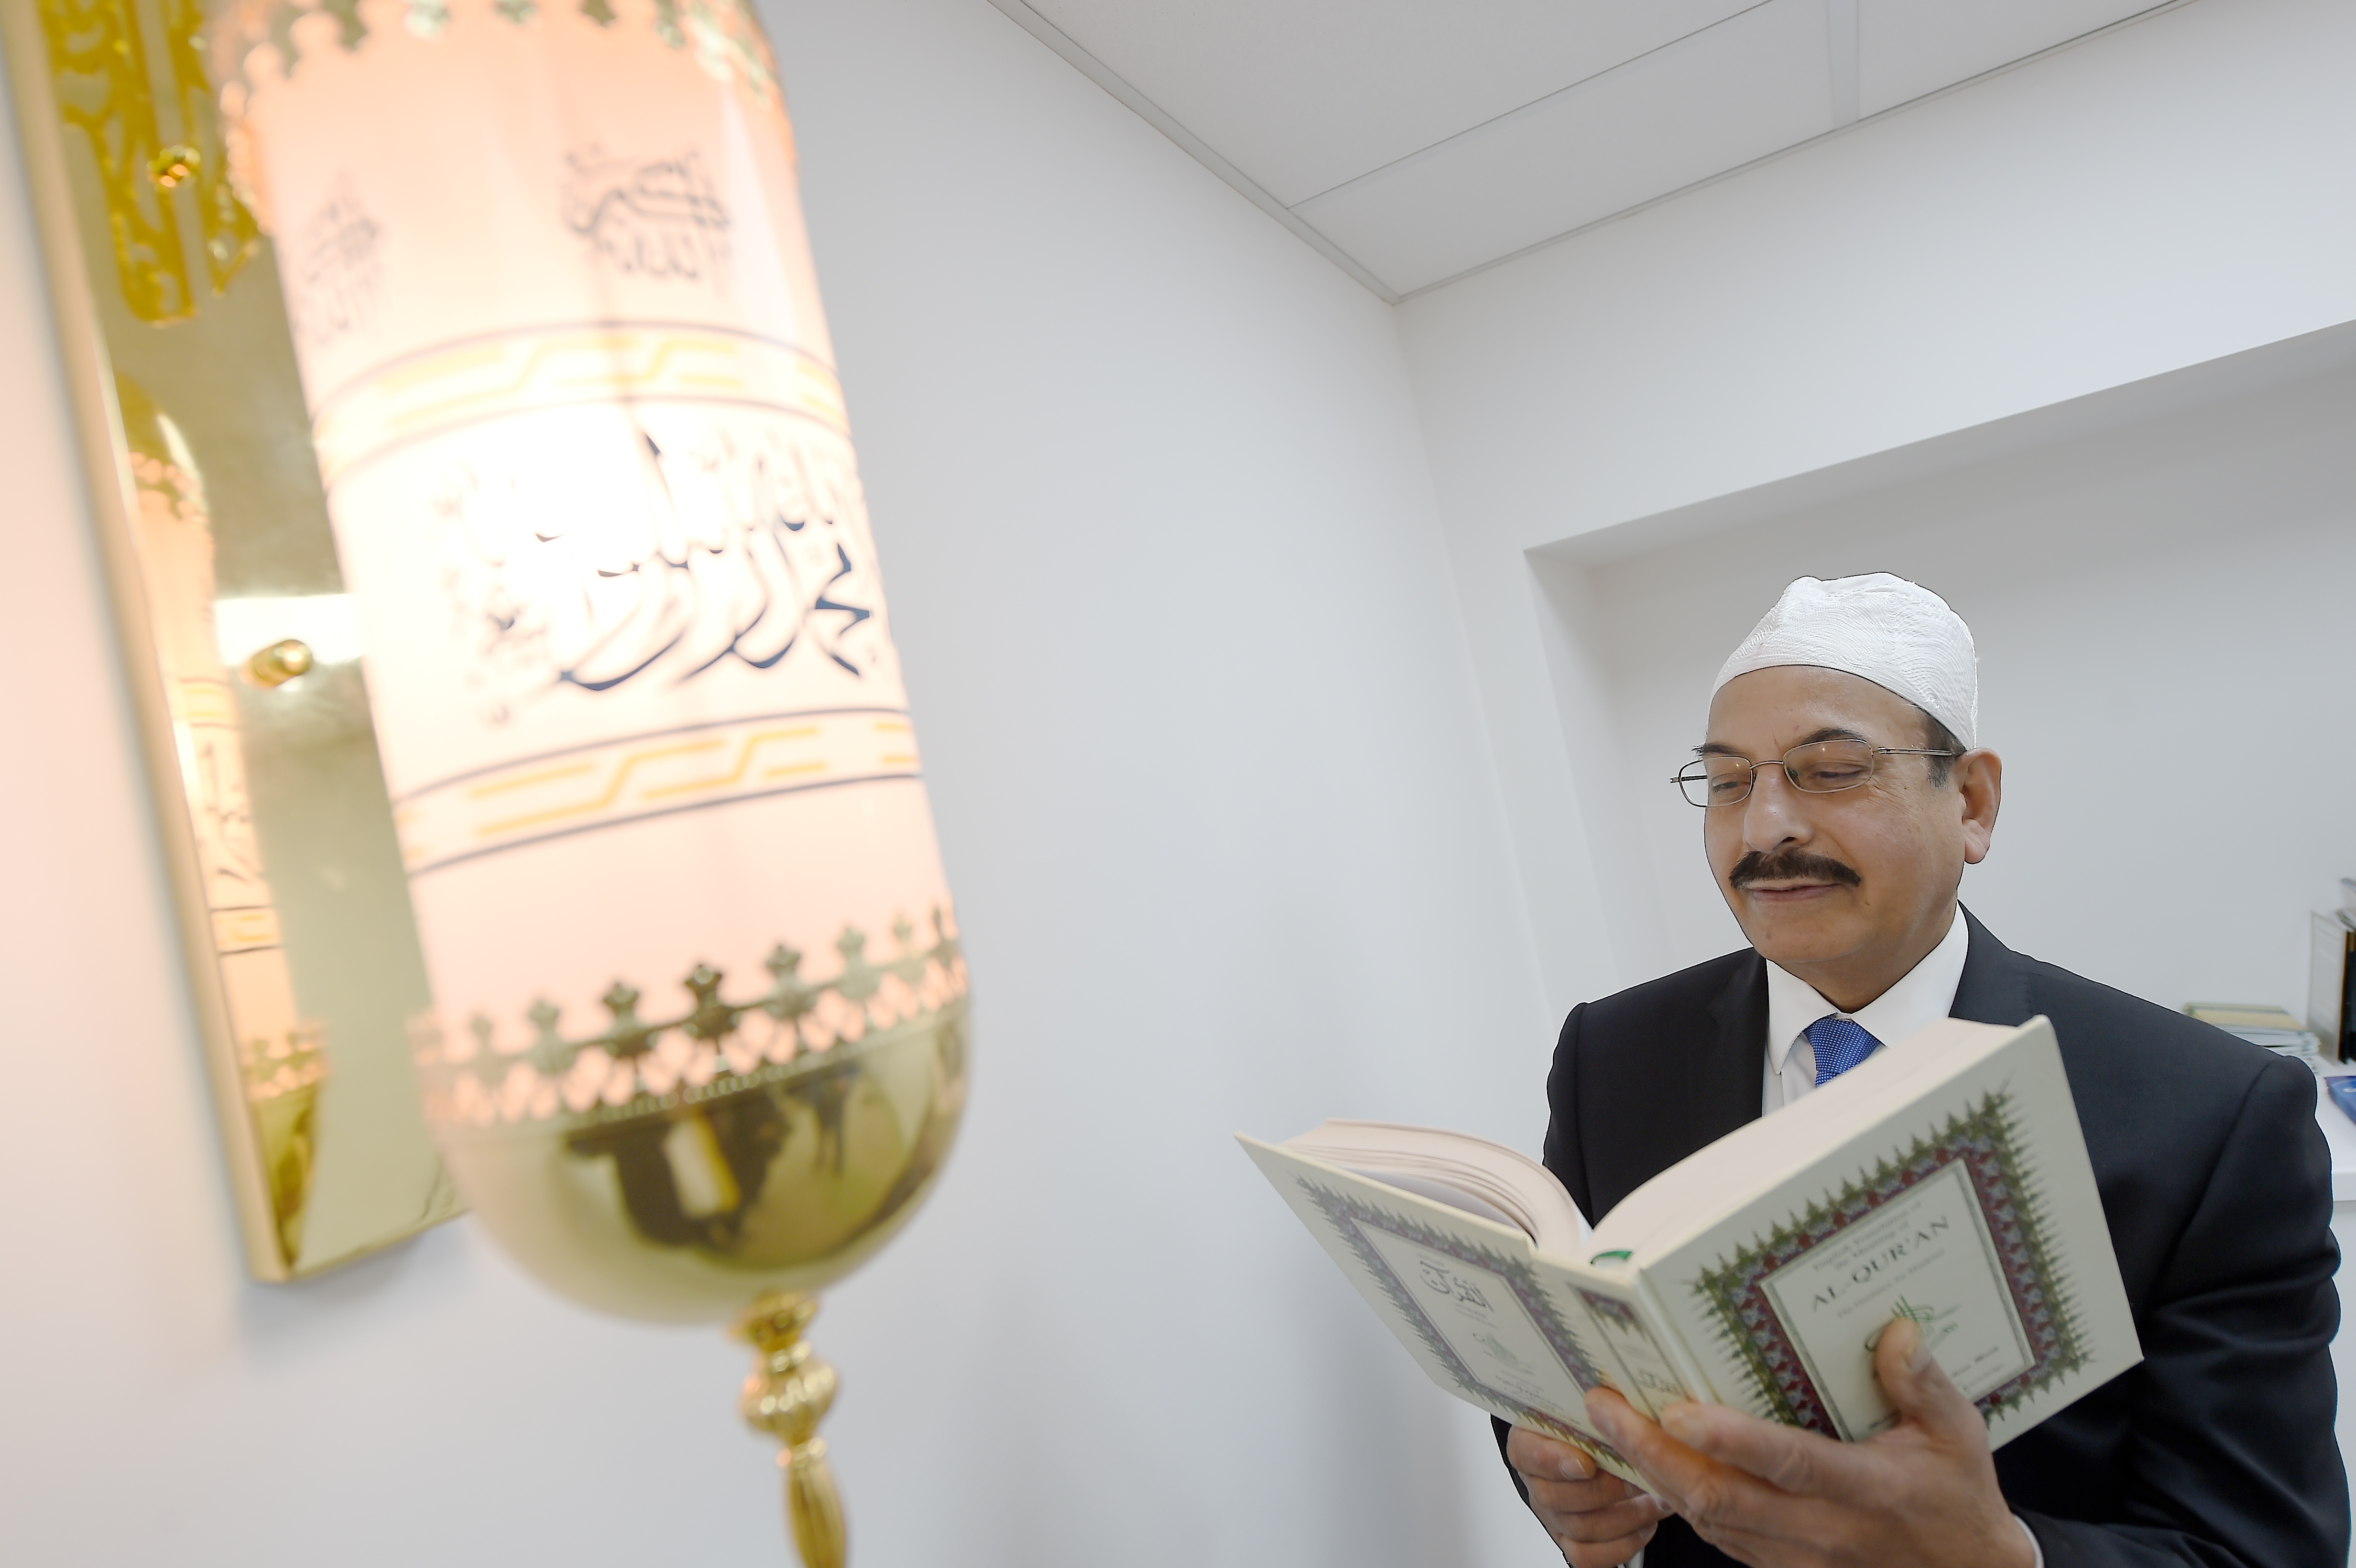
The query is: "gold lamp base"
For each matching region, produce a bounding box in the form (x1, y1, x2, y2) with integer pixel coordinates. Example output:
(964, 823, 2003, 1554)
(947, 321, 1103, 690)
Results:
(739, 1293, 848, 1568)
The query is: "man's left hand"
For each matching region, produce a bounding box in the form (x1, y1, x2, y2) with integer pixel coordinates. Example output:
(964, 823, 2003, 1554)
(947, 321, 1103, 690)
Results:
(1582, 1318, 2035, 1568)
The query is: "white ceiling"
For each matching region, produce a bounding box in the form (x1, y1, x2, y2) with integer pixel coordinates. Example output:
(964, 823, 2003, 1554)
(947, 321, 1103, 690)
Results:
(986, 0, 2182, 300)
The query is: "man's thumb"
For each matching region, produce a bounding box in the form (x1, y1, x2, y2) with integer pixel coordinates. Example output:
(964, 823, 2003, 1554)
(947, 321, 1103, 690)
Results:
(1876, 1317, 1981, 1435)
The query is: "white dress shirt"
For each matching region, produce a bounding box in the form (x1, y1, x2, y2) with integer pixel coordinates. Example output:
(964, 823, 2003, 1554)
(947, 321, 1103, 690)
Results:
(1761, 905, 1972, 1111)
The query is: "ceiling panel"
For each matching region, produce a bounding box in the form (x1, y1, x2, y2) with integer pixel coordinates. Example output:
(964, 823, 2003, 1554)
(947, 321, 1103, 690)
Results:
(990, 0, 2196, 299)
(1292, 0, 1834, 295)
(1021, 0, 1764, 207)
(1857, 0, 2167, 118)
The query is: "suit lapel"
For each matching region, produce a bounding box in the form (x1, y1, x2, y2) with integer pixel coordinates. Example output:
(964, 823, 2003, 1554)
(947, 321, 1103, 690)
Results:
(1949, 906, 2034, 1026)
(1693, 948, 1768, 1151)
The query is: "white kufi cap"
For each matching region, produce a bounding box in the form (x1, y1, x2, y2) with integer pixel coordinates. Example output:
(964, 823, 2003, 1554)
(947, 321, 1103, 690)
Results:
(1713, 573, 1977, 747)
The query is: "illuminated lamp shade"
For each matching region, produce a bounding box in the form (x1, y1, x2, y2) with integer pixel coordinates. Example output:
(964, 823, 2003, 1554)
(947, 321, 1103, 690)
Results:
(215, 4, 967, 1559)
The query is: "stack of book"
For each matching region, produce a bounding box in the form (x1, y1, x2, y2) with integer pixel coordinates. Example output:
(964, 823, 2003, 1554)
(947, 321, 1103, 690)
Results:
(2184, 1003, 2324, 1069)
(2313, 878, 2356, 1064)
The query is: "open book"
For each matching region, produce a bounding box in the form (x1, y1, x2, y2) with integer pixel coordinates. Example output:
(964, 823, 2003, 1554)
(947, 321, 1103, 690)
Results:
(1240, 1016, 2139, 1483)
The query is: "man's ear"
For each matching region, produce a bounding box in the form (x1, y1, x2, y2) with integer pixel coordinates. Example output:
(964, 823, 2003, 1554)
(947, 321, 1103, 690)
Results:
(1956, 750, 2001, 864)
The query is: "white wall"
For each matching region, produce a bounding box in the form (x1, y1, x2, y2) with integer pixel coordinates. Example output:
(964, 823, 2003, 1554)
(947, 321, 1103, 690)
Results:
(13, 0, 2355, 1562)
(1535, 334, 2356, 1010)
(0, 2, 1564, 1565)
(1397, 0, 2356, 1014)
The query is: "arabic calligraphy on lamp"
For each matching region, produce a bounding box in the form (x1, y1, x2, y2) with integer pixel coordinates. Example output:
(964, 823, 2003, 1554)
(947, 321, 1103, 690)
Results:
(215, 4, 968, 1560)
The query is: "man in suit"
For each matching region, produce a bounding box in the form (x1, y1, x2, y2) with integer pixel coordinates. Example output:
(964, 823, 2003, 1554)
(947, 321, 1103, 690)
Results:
(1502, 575, 2345, 1567)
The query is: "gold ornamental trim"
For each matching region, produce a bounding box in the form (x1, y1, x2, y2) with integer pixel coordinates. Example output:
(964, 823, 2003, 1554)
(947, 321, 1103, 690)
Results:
(391, 707, 916, 878)
(35, 0, 261, 321)
(412, 910, 967, 1130)
(307, 322, 850, 491)
(215, 0, 785, 110)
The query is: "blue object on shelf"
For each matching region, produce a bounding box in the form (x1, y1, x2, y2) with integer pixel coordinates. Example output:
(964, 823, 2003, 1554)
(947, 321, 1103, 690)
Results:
(2327, 1076, 2356, 1129)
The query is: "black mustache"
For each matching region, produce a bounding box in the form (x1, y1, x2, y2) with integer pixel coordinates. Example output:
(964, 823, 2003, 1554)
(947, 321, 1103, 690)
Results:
(1730, 849, 1862, 889)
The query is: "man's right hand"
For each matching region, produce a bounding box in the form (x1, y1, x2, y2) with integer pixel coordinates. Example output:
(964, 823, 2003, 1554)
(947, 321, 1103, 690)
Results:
(1506, 1425, 1672, 1567)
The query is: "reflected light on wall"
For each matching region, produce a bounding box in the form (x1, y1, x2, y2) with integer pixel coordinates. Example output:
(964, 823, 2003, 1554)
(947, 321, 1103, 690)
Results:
(212, 594, 363, 668)
(214, 5, 970, 1561)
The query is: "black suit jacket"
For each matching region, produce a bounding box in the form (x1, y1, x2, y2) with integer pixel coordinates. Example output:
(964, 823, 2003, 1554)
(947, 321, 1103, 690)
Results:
(1498, 911, 2347, 1566)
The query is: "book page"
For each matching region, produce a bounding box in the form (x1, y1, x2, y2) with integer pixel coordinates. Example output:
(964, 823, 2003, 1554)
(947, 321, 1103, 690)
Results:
(1348, 1169, 1524, 1234)
(1238, 1136, 1647, 1484)
(1282, 1120, 1587, 1257)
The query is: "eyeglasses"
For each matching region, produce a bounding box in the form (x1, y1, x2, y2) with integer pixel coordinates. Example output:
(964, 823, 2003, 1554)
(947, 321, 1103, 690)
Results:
(1671, 738, 1959, 807)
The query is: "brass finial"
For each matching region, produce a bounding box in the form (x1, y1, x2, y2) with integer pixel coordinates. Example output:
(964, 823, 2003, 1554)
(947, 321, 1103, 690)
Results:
(246, 638, 313, 687)
(736, 1292, 846, 1568)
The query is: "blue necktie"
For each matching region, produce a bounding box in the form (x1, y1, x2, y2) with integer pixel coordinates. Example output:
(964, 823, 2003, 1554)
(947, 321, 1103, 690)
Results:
(1807, 1015, 1882, 1087)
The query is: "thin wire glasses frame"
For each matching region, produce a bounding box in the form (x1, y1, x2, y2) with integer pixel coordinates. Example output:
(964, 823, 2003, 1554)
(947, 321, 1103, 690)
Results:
(1672, 738, 1960, 807)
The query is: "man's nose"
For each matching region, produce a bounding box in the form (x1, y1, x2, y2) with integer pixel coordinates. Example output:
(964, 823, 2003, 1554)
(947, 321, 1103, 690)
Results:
(1741, 764, 1813, 852)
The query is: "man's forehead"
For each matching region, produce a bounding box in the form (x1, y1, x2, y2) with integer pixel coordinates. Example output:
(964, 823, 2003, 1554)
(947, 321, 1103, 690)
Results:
(1702, 666, 1920, 748)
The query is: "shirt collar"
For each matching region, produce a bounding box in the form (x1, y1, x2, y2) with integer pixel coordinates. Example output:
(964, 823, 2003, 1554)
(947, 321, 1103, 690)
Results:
(1764, 905, 1972, 1071)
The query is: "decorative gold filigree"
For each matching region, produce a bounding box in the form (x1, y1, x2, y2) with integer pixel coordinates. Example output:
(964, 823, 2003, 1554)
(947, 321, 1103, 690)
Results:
(217, 0, 784, 108)
(413, 910, 966, 1128)
(35, 0, 258, 322)
(159, 0, 262, 290)
(39, 0, 187, 319)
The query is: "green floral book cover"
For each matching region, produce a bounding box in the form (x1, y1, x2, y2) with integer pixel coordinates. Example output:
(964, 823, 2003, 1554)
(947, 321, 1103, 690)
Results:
(1634, 1017, 2137, 1450)
(1686, 1091, 2086, 1441)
